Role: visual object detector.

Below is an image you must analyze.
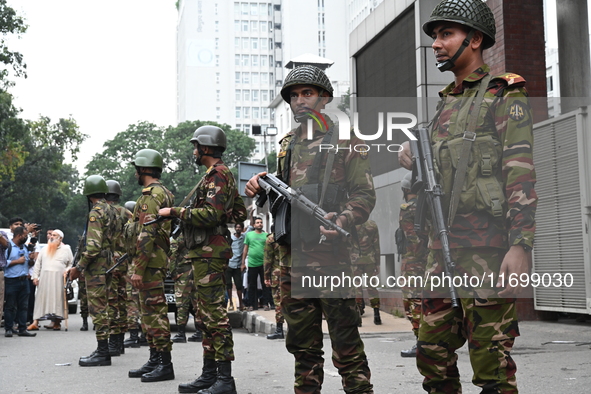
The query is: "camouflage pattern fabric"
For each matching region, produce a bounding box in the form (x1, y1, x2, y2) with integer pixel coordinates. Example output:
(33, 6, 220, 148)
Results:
(192, 257, 234, 361)
(281, 266, 373, 394)
(429, 65, 536, 251)
(276, 118, 375, 394)
(108, 203, 132, 335)
(78, 198, 118, 341)
(131, 182, 175, 352)
(170, 236, 197, 326)
(399, 198, 428, 337)
(78, 274, 88, 319)
(170, 161, 245, 361)
(350, 220, 381, 309)
(170, 161, 247, 260)
(418, 248, 519, 394)
(264, 233, 284, 324)
(126, 280, 141, 331)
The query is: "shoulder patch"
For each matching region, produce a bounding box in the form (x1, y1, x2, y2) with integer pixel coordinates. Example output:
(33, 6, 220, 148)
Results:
(141, 204, 149, 211)
(89, 216, 97, 222)
(508, 102, 526, 121)
(493, 73, 526, 86)
(142, 187, 152, 195)
(357, 145, 369, 160)
(208, 182, 215, 189)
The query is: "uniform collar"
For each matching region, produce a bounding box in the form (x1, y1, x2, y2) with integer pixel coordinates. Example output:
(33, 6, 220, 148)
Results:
(440, 64, 491, 96)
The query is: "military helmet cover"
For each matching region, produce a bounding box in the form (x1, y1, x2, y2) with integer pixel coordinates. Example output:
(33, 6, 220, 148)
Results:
(124, 201, 136, 212)
(132, 149, 163, 170)
(401, 172, 413, 190)
(423, 0, 496, 49)
(106, 180, 122, 196)
(190, 125, 227, 151)
(84, 175, 109, 196)
(281, 65, 334, 103)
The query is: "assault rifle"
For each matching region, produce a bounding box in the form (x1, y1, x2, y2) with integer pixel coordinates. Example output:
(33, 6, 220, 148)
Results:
(106, 253, 129, 274)
(255, 173, 351, 244)
(410, 127, 460, 308)
(143, 216, 182, 238)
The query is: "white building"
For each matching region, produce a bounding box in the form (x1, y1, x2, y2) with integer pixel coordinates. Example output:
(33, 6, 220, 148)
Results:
(177, 0, 350, 162)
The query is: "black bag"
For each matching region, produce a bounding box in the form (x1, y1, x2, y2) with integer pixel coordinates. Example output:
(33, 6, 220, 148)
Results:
(65, 280, 75, 301)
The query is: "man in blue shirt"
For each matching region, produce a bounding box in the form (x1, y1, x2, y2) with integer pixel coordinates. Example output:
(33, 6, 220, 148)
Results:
(4, 226, 36, 337)
(227, 222, 245, 311)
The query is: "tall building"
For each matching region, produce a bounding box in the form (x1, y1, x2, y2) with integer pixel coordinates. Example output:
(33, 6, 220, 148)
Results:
(177, 0, 349, 161)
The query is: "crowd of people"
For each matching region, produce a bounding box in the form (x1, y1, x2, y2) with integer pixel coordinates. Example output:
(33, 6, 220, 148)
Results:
(1, 0, 538, 392)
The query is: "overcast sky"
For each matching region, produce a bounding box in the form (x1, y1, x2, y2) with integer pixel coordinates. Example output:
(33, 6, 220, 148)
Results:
(8, 0, 178, 174)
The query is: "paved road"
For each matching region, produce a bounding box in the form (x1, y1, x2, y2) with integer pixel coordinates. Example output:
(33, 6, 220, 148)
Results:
(1, 312, 590, 393)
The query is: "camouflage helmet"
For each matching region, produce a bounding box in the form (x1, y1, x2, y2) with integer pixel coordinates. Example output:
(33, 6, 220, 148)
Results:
(132, 149, 163, 170)
(83, 175, 109, 196)
(190, 125, 227, 151)
(106, 180, 122, 196)
(281, 65, 334, 103)
(401, 172, 413, 190)
(423, 0, 496, 49)
(124, 201, 136, 212)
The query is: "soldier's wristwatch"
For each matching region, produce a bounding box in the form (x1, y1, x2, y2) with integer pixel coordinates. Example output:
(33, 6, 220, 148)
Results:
(521, 244, 532, 253)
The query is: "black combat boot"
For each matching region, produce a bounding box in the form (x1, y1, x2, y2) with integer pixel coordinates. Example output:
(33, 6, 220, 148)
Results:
(108, 334, 121, 357)
(141, 350, 175, 382)
(266, 322, 284, 340)
(187, 329, 203, 342)
(178, 358, 217, 393)
(80, 316, 88, 331)
(79, 340, 111, 367)
(172, 325, 187, 343)
(373, 307, 382, 325)
(118, 332, 126, 355)
(129, 347, 159, 377)
(124, 329, 140, 348)
(400, 343, 417, 358)
(197, 361, 237, 394)
(139, 331, 149, 346)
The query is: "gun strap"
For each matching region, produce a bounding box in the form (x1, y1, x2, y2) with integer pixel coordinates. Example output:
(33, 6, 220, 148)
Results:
(447, 74, 492, 227)
(319, 126, 339, 208)
(180, 178, 203, 207)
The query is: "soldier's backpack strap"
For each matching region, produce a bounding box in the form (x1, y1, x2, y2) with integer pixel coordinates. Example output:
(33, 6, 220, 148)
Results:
(447, 73, 492, 227)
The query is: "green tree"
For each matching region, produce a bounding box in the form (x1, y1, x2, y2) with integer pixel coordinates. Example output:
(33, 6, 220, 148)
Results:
(259, 150, 277, 174)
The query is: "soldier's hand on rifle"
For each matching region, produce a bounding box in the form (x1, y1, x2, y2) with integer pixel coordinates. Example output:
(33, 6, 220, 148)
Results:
(497, 245, 531, 297)
(131, 273, 144, 290)
(320, 212, 347, 241)
(398, 141, 413, 170)
(245, 171, 267, 198)
(68, 266, 81, 281)
(158, 208, 173, 217)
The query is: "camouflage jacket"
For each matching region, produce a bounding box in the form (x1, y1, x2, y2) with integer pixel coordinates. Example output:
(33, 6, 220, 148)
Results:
(111, 203, 132, 262)
(169, 235, 191, 276)
(264, 233, 290, 280)
(171, 161, 247, 260)
(78, 198, 119, 274)
(350, 220, 380, 266)
(399, 198, 428, 265)
(131, 182, 175, 277)
(276, 116, 376, 264)
(430, 64, 537, 250)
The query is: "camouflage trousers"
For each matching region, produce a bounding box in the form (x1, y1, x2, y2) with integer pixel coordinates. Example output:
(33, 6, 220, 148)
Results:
(175, 268, 198, 327)
(281, 266, 373, 394)
(401, 254, 426, 338)
(417, 247, 519, 394)
(403, 298, 422, 338)
(271, 285, 284, 324)
(78, 275, 88, 319)
(126, 280, 141, 331)
(352, 264, 380, 309)
(138, 267, 172, 352)
(191, 257, 234, 361)
(85, 273, 111, 341)
(108, 268, 128, 335)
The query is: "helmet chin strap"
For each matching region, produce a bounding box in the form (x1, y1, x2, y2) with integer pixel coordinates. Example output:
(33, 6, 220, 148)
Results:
(195, 147, 221, 166)
(436, 29, 475, 72)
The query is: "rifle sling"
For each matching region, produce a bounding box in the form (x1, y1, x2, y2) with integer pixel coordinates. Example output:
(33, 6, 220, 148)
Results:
(447, 74, 492, 227)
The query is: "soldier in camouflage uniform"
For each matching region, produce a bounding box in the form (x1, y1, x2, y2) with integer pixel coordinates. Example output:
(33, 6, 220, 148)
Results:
(350, 220, 382, 326)
(246, 65, 376, 394)
(159, 125, 246, 394)
(398, 172, 428, 358)
(170, 235, 199, 343)
(264, 230, 286, 340)
(399, 1, 537, 392)
(68, 175, 119, 367)
(105, 180, 132, 357)
(127, 149, 176, 383)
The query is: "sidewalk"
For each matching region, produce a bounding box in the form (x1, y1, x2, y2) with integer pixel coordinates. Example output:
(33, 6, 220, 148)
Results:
(239, 306, 412, 337)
